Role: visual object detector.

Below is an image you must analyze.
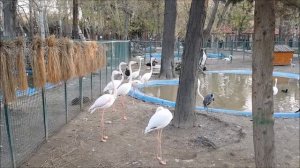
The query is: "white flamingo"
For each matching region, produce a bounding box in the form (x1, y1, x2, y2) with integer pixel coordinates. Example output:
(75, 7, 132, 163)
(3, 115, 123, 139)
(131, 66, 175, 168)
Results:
(145, 106, 173, 165)
(141, 57, 155, 85)
(197, 79, 204, 100)
(200, 50, 207, 67)
(103, 62, 127, 93)
(131, 79, 143, 105)
(116, 61, 136, 120)
(89, 70, 122, 142)
(223, 55, 233, 63)
(131, 57, 144, 79)
(273, 78, 278, 95)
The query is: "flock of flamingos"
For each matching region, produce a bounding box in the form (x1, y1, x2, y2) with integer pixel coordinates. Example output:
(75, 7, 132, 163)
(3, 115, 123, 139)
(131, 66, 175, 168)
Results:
(88, 56, 214, 165)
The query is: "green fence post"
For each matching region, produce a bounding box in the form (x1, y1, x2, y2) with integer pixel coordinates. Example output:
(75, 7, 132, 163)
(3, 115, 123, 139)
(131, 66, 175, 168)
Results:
(177, 37, 180, 61)
(79, 78, 83, 111)
(242, 40, 245, 62)
(41, 87, 48, 140)
(128, 41, 131, 62)
(64, 82, 68, 123)
(90, 73, 93, 100)
(230, 40, 233, 56)
(111, 42, 113, 73)
(99, 69, 102, 95)
(106, 47, 108, 85)
(150, 39, 152, 61)
(3, 101, 16, 168)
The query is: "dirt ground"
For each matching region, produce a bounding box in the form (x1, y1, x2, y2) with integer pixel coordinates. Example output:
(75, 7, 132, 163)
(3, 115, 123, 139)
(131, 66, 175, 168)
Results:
(22, 53, 300, 167)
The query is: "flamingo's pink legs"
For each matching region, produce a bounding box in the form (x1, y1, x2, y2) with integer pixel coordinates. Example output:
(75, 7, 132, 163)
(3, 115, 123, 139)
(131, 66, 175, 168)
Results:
(156, 129, 166, 165)
(100, 110, 108, 142)
(121, 96, 127, 120)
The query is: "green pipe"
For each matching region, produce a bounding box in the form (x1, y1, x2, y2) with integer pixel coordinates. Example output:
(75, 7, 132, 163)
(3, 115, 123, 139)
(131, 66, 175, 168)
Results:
(4, 102, 16, 168)
(64, 82, 68, 123)
(99, 70, 102, 95)
(79, 78, 83, 111)
(111, 43, 113, 73)
(41, 87, 48, 140)
(90, 73, 93, 100)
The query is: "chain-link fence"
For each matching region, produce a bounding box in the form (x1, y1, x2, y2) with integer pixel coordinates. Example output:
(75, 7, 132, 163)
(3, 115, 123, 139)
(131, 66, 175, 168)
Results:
(131, 39, 300, 62)
(0, 40, 130, 168)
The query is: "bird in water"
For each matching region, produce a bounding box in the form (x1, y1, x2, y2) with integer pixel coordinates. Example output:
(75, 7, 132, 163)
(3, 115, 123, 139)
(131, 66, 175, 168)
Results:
(89, 70, 122, 142)
(273, 78, 278, 95)
(145, 106, 173, 165)
(281, 89, 288, 93)
(203, 93, 214, 112)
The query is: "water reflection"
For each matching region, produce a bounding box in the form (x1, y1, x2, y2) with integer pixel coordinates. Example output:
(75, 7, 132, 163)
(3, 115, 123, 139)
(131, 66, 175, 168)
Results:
(142, 74, 299, 112)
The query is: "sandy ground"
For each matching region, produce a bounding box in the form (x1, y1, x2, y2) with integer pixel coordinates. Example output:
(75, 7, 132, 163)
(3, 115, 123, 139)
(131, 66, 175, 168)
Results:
(21, 52, 300, 167)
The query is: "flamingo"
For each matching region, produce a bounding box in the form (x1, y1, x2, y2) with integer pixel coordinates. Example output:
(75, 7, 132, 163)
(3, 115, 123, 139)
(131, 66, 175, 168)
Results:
(200, 50, 207, 67)
(145, 106, 173, 165)
(103, 62, 127, 93)
(223, 55, 233, 63)
(89, 70, 121, 142)
(131, 79, 143, 105)
(273, 78, 278, 95)
(141, 57, 155, 85)
(197, 79, 204, 100)
(131, 57, 144, 79)
(116, 61, 136, 120)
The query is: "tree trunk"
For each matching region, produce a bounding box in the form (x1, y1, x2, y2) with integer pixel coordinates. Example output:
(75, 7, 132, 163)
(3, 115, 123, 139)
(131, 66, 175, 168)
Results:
(0, 1, 3, 37)
(174, 0, 207, 128)
(38, 0, 45, 39)
(72, 0, 80, 39)
(28, 0, 34, 38)
(203, 0, 220, 44)
(159, 0, 177, 79)
(252, 0, 276, 167)
(156, 0, 161, 40)
(216, 0, 231, 28)
(2, 0, 17, 37)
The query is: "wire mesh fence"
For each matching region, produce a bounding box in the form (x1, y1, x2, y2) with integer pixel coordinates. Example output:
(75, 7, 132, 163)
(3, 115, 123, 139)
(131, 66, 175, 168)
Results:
(131, 39, 300, 62)
(0, 40, 130, 168)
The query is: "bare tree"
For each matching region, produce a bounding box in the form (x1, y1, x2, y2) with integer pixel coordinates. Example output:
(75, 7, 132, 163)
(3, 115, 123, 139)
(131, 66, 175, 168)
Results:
(252, 0, 276, 167)
(1, 0, 17, 37)
(159, 0, 177, 79)
(38, 0, 45, 39)
(72, 0, 80, 39)
(174, 0, 207, 128)
(203, 0, 221, 43)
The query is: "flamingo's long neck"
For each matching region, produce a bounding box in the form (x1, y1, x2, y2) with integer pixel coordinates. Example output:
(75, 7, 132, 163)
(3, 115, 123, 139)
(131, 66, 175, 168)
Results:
(197, 80, 204, 100)
(129, 63, 133, 83)
(138, 59, 142, 73)
(112, 73, 118, 98)
(150, 59, 153, 75)
(119, 64, 124, 82)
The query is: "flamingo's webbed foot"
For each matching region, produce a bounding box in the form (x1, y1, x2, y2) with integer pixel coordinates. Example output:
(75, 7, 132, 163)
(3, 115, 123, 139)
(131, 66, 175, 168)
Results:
(159, 159, 166, 165)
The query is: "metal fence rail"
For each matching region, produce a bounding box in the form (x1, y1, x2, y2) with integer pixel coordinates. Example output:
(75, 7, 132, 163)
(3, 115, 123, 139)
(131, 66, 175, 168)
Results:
(0, 40, 130, 168)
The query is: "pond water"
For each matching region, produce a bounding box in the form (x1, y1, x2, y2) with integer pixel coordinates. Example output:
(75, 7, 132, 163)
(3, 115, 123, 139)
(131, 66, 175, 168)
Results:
(141, 73, 299, 113)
